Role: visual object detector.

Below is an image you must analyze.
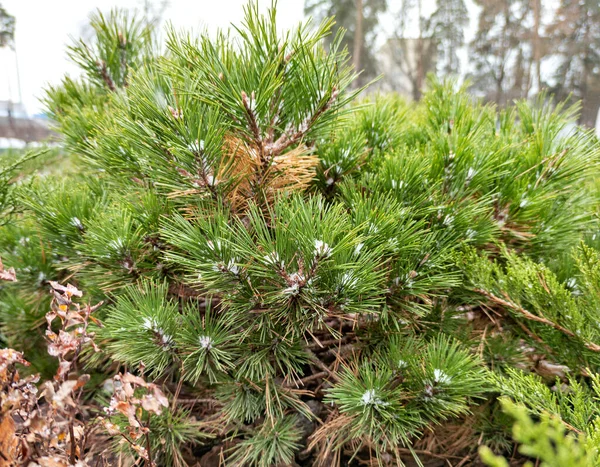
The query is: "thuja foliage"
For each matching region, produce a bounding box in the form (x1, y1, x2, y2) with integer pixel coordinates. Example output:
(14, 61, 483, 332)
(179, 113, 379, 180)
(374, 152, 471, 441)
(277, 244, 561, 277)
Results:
(479, 400, 599, 467)
(2, 1, 600, 465)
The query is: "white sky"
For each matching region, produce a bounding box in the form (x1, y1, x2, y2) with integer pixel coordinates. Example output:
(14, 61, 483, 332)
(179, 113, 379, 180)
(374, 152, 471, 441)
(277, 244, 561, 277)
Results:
(0, 0, 305, 115)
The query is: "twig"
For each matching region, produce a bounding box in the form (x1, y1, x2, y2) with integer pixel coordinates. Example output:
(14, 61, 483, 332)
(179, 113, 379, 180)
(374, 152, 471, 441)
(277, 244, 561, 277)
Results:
(284, 370, 329, 388)
(396, 447, 465, 461)
(513, 317, 554, 355)
(308, 334, 355, 351)
(306, 350, 340, 382)
(145, 412, 153, 467)
(171, 363, 184, 412)
(456, 454, 473, 467)
(475, 288, 600, 352)
(69, 421, 76, 464)
(176, 398, 223, 405)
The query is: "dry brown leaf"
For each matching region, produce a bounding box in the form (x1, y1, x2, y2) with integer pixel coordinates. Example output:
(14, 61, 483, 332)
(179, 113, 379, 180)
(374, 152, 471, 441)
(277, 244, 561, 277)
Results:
(47, 330, 79, 358)
(115, 400, 139, 428)
(140, 394, 166, 415)
(131, 443, 149, 460)
(102, 419, 121, 436)
(51, 380, 79, 407)
(49, 282, 83, 298)
(56, 361, 72, 380)
(37, 456, 69, 467)
(0, 415, 17, 466)
(151, 386, 169, 409)
(0, 349, 29, 383)
(0, 258, 16, 282)
(121, 373, 148, 388)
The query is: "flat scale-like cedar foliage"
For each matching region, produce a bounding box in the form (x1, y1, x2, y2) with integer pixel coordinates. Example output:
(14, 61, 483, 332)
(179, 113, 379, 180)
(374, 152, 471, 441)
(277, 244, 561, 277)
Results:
(1, 2, 600, 466)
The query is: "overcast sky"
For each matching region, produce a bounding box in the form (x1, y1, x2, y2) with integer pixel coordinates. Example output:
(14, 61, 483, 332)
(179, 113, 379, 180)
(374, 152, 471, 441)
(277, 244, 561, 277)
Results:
(0, 0, 306, 115)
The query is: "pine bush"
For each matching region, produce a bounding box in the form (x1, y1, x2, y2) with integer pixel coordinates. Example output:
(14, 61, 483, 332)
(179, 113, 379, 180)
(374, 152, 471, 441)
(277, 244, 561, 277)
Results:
(2, 2, 600, 465)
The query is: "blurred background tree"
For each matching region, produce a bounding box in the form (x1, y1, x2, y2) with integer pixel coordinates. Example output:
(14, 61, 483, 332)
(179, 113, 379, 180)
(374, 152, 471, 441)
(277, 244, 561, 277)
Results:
(301, 0, 600, 128)
(468, 0, 531, 106)
(305, 0, 387, 87)
(546, 0, 600, 126)
(430, 0, 468, 76)
(0, 3, 15, 49)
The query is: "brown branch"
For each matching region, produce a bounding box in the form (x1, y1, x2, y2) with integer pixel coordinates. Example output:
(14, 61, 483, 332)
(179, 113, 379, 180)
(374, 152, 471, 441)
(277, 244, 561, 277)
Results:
(266, 87, 339, 157)
(306, 349, 340, 382)
(241, 91, 264, 159)
(397, 448, 466, 461)
(176, 398, 223, 405)
(308, 334, 355, 351)
(97, 61, 116, 91)
(68, 422, 76, 464)
(284, 371, 330, 388)
(299, 370, 330, 386)
(172, 362, 184, 412)
(265, 87, 283, 146)
(475, 288, 600, 352)
(513, 318, 555, 355)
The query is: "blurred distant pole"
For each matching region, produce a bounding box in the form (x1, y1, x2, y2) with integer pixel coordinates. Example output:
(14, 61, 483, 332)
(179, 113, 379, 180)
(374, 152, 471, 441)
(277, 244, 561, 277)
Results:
(353, 0, 363, 78)
(532, 0, 541, 93)
(416, 0, 424, 99)
(497, 1, 508, 104)
(13, 41, 22, 104)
